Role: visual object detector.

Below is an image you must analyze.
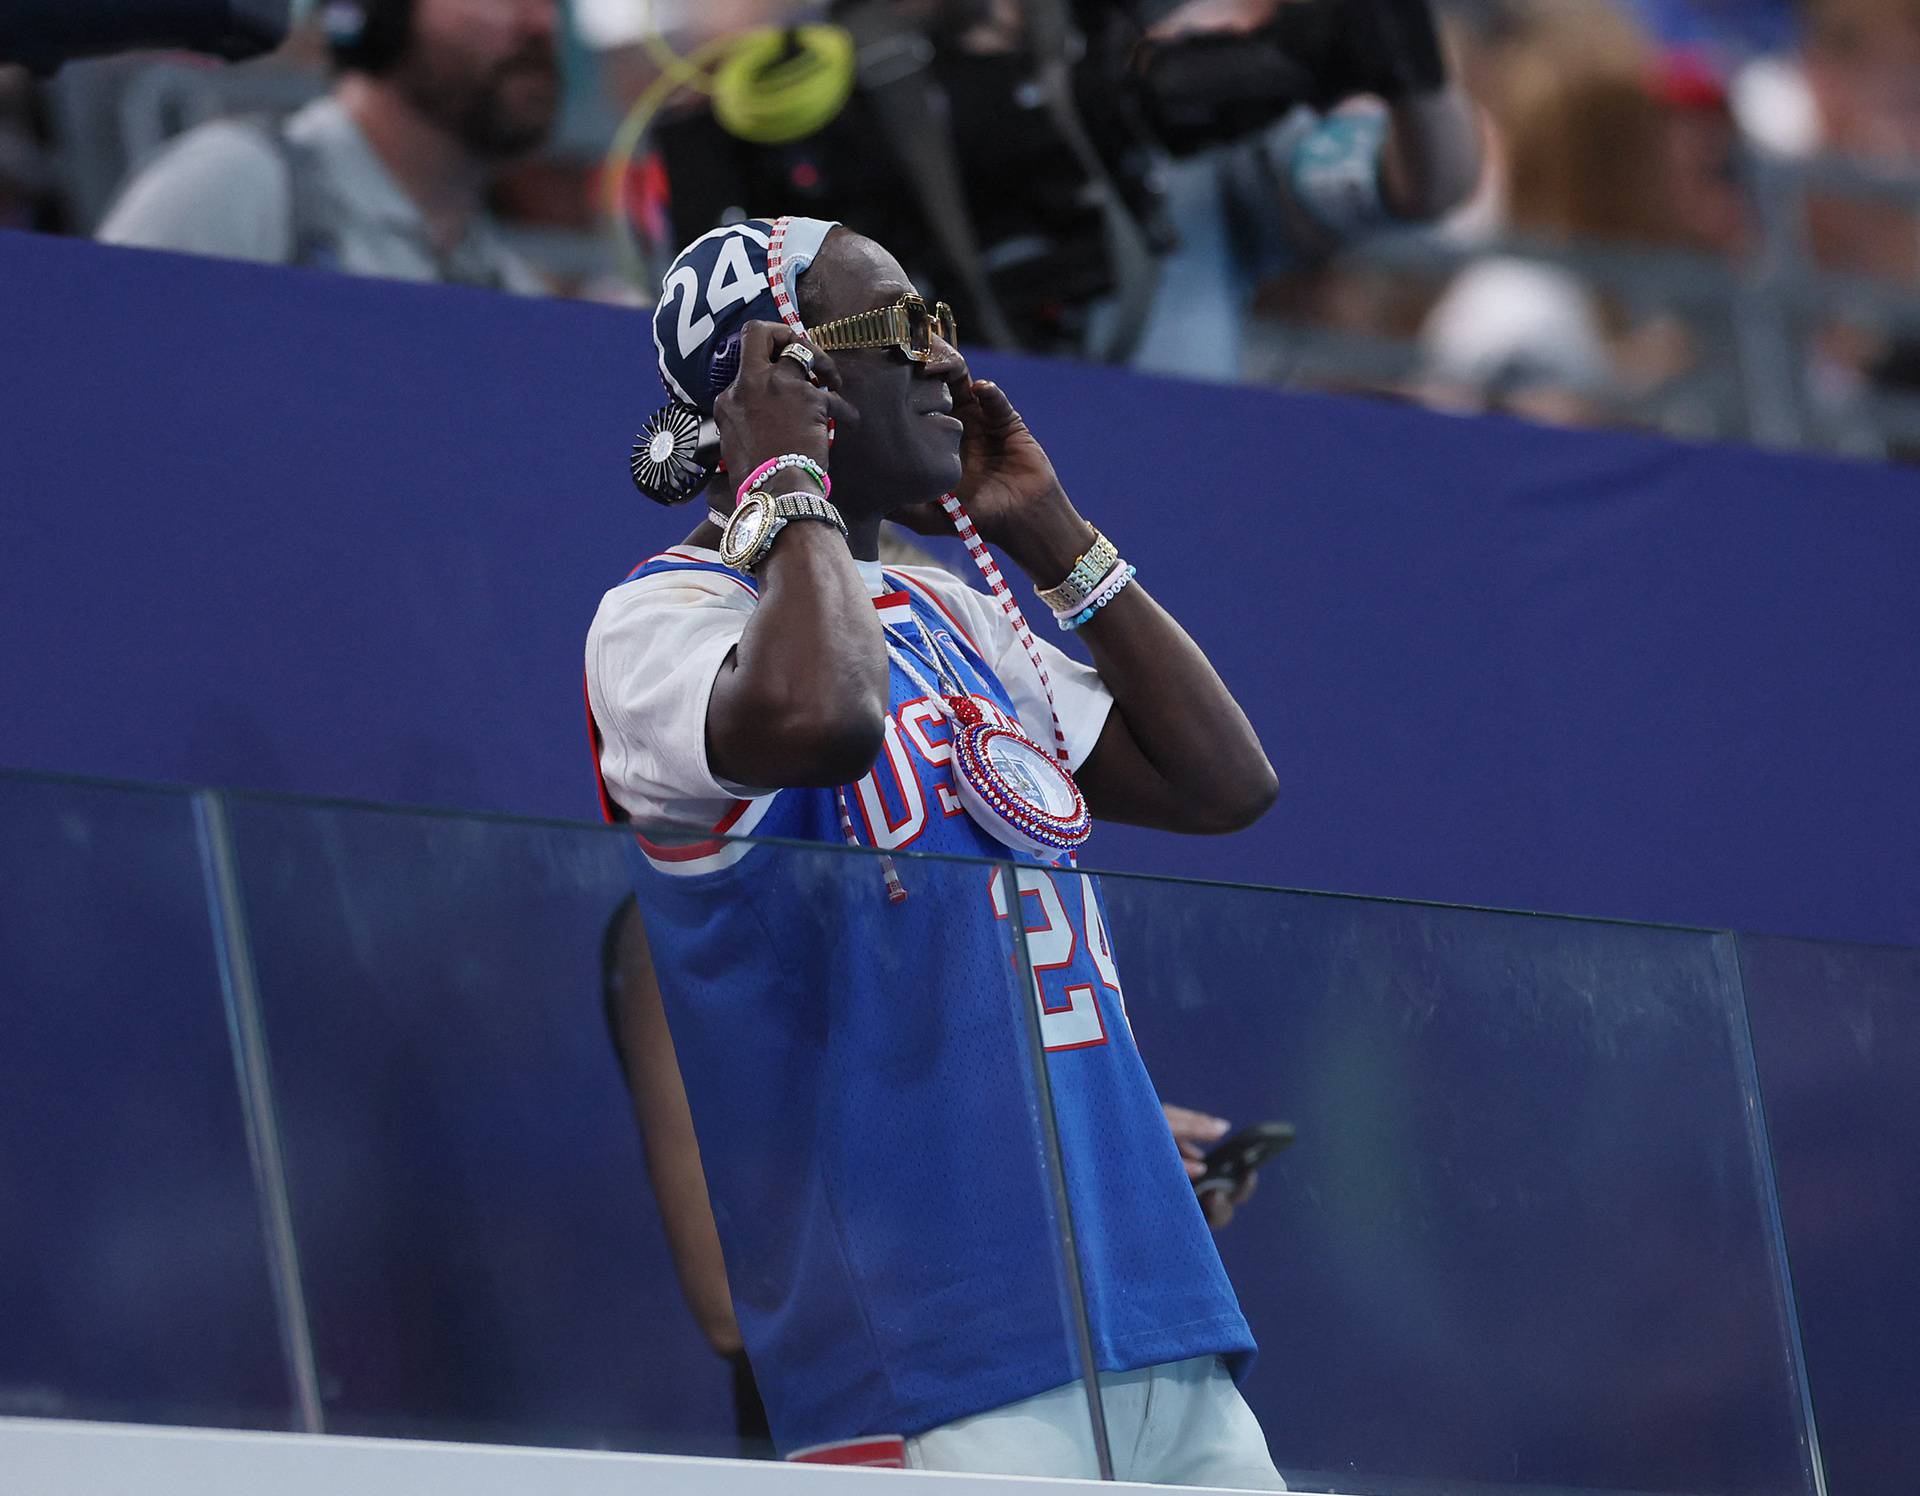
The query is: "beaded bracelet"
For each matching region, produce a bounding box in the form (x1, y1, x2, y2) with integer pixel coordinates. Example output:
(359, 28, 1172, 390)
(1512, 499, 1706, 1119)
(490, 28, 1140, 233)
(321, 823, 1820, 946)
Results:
(1058, 563, 1137, 631)
(1036, 530, 1120, 614)
(736, 453, 828, 508)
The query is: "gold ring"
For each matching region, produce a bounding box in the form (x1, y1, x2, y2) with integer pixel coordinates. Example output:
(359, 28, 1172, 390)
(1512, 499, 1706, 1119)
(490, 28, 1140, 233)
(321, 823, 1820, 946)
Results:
(778, 342, 816, 371)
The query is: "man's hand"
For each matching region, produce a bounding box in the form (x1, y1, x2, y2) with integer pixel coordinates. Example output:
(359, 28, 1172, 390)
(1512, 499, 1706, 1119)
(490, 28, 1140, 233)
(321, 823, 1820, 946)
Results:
(711, 321, 851, 507)
(1165, 1104, 1257, 1230)
(702, 322, 887, 791)
(899, 363, 1278, 836)
(951, 375, 1063, 532)
(896, 368, 1095, 587)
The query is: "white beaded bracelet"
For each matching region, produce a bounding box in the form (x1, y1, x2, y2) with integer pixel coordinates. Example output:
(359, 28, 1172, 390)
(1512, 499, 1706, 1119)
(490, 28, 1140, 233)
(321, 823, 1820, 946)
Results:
(1056, 561, 1136, 630)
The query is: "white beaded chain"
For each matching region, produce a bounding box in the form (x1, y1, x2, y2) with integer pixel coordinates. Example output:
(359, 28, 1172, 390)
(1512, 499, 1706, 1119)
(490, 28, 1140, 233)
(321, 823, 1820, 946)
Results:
(936, 493, 1072, 769)
(765, 217, 1079, 898)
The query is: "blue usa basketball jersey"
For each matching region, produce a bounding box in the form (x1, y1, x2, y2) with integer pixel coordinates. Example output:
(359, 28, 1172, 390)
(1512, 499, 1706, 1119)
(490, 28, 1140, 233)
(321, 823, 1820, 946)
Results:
(597, 554, 1255, 1454)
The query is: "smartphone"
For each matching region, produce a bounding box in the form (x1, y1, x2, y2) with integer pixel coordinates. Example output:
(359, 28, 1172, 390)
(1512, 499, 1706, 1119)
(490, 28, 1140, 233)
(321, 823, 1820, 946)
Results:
(1194, 1120, 1296, 1198)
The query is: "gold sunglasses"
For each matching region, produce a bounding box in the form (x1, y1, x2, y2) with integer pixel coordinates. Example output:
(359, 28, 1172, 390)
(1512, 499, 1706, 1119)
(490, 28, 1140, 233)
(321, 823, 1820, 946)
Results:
(807, 292, 958, 362)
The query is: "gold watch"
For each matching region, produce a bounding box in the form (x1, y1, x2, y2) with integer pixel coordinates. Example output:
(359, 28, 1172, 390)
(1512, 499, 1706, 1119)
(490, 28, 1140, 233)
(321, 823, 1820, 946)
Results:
(716, 488, 847, 573)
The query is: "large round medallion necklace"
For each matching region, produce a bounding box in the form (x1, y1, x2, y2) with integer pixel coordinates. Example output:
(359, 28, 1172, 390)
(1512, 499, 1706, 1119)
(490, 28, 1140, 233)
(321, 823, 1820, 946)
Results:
(883, 620, 1090, 857)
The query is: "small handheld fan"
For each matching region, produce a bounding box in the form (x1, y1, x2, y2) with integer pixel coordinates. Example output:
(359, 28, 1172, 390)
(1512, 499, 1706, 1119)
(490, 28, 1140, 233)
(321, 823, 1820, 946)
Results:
(628, 331, 744, 505)
(629, 402, 716, 505)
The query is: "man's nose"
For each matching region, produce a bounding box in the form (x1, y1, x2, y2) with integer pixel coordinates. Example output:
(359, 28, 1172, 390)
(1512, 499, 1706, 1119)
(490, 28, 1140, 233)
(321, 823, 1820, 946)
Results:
(921, 332, 964, 380)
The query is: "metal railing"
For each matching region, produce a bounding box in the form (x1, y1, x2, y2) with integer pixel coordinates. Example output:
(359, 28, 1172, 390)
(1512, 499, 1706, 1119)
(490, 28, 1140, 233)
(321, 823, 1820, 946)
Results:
(1252, 151, 1920, 460)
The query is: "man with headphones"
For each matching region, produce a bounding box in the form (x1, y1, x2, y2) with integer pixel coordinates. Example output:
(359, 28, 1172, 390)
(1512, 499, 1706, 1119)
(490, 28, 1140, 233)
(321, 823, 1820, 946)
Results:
(99, 0, 560, 292)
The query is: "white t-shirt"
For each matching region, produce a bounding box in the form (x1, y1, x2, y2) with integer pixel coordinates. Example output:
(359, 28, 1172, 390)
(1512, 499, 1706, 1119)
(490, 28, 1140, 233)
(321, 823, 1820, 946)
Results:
(1420, 257, 1612, 393)
(585, 546, 1115, 835)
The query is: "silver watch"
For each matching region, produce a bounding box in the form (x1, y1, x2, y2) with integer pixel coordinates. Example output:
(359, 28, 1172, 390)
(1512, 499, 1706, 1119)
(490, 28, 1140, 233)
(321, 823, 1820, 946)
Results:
(715, 489, 847, 572)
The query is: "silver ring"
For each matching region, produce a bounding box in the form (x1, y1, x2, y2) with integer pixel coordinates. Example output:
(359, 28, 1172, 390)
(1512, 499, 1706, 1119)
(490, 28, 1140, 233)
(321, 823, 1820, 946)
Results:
(778, 342, 816, 372)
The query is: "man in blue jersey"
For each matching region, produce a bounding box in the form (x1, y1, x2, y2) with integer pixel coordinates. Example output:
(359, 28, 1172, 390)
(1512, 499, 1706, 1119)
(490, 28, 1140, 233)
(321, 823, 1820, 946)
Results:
(597, 891, 1266, 1463)
(585, 215, 1280, 1484)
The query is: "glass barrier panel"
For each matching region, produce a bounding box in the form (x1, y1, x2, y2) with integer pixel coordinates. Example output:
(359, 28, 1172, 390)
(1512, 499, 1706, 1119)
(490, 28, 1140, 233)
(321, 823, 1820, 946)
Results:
(0, 771, 294, 1429)
(1074, 871, 1818, 1496)
(1736, 934, 1920, 1496)
(217, 794, 1106, 1468)
(3, 764, 1840, 1495)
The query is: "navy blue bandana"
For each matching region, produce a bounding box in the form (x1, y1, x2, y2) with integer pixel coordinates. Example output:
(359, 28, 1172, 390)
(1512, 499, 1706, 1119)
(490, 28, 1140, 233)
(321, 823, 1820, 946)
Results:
(651, 217, 840, 413)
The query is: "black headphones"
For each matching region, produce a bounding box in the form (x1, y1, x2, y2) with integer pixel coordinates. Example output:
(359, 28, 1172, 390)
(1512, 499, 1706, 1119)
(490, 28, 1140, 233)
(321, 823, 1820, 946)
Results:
(321, 0, 414, 74)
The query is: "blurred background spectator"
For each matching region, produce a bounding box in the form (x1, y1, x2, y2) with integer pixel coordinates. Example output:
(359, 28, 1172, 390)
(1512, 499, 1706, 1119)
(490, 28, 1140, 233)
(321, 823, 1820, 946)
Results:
(8, 0, 1920, 454)
(0, 63, 61, 233)
(1791, 0, 1920, 438)
(1418, 0, 1751, 427)
(98, 0, 563, 291)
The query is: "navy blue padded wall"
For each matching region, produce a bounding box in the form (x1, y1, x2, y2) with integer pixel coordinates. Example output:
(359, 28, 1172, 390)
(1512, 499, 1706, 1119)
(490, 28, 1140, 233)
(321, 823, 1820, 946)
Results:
(1, 229, 1915, 949)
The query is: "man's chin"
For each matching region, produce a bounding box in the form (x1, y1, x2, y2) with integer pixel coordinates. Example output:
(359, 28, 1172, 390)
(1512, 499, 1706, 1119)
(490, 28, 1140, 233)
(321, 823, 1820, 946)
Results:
(929, 451, 964, 498)
(470, 80, 557, 158)
(882, 463, 964, 510)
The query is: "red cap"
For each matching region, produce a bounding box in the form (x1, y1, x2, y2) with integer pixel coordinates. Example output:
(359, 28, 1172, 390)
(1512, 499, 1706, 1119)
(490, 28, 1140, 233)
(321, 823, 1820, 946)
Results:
(1653, 49, 1730, 113)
